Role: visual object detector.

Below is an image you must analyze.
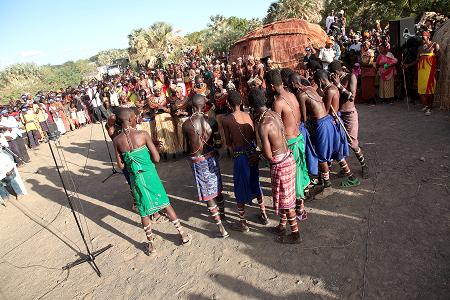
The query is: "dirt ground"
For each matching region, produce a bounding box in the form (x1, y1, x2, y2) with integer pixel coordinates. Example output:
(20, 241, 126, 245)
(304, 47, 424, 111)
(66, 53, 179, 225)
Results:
(0, 103, 449, 300)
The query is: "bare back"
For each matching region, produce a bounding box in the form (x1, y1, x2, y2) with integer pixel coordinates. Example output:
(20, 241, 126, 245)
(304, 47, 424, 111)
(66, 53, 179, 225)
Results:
(272, 91, 300, 139)
(297, 86, 327, 120)
(222, 110, 255, 150)
(182, 114, 214, 156)
(113, 129, 160, 169)
(258, 110, 289, 161)
(323, 84, 340, 115)
(339, 73, 357, 112)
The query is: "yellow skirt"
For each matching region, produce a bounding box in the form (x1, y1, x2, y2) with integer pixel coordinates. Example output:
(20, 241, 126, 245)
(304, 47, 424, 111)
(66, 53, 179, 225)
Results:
(418, 53, 437, 95)
(175, 116, 188, 153)
(155, 113, 178, 154)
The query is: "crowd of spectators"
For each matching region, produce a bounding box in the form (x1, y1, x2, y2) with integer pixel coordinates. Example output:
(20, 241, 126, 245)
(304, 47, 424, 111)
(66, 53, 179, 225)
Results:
(0, 12, 440, 203)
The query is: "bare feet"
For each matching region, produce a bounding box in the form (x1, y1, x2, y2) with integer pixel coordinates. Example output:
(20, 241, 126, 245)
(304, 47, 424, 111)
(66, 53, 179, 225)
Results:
(180, 232, 191, 245)
(258, 213, 270, 225)
(296, 208, 308, 221)
(314, 186, 335, 200)
(231, 221, 250, 233)
(145, 241, 156, 256)
(217, 224, 229, 238)
(268, 224, 286, 236)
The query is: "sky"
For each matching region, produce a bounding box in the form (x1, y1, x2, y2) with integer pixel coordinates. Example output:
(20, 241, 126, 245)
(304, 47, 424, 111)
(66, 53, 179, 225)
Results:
(0, 0, 275, 69)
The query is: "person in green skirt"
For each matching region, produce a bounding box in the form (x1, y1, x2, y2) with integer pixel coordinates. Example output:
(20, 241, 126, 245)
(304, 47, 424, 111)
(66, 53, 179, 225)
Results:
(267, 69, 310, 221)
(113, 108, 190, 255)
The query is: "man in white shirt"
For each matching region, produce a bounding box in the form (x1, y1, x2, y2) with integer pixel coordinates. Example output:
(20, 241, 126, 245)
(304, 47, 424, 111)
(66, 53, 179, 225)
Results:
(326, 10, 335, 33)
(0, 110, 28, 165)
(109, 86, 120, 107)
(91, 86, 109, 123)
(349, 37, 362, 52)
(318, 38, 336, 70)
(0, 132, 27, 203)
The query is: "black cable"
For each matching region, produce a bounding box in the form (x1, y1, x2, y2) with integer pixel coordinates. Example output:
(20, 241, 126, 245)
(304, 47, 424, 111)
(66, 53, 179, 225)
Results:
(37, 269, 70, 300)
(55, 139, 94, 250)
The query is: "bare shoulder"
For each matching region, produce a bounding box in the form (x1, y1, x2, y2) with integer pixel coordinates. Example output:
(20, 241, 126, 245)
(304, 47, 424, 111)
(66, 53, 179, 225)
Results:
(222, 113, 232, 124)
(330, 85, 340, 93)
(287, 91, 299, 106)
(272, 97, 284, 110)
(182, 118, 190, 131)
(243, 111, 253, 122)
(137, 129, 150, 138)
(287, 91, 297, 100)
(112, 132, 124, 145)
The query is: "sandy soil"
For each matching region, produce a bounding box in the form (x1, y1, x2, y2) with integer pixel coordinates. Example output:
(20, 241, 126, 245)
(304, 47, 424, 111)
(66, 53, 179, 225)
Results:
(0, 103, 449, 300)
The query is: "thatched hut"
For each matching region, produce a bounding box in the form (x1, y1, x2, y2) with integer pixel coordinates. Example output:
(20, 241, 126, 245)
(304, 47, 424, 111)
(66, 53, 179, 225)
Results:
(433, 19, 450, 110)
(229, 18, 328, 70)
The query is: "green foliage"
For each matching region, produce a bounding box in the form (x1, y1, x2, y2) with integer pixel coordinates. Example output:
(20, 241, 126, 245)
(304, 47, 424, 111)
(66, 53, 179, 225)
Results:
(322, 0, 450, 31)
(0, 60, 96, 103)
(90, 49, 128, 66)
(186, 15, 262, 54)
(128, 22, 186, 68)
(263, 0, 324, 24)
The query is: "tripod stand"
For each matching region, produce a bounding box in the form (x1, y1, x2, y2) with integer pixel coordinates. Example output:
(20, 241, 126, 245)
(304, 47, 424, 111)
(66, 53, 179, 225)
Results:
(48, 132, 112, 276)
(97, 113, 121, 183)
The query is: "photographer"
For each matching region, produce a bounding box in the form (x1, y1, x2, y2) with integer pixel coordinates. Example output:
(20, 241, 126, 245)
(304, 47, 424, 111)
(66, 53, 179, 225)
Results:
(0, 109, 29, 165)
(0, 131, 27, 203)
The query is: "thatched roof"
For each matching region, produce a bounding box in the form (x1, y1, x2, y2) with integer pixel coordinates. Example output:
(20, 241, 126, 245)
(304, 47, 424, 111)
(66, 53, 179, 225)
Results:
(433, 19, 450, 110)
(229, 18, 328, 69)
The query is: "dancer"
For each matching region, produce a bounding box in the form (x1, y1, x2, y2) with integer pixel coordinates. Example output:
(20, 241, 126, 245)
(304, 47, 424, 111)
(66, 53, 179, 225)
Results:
(292, 76, 360, 190)
(266, 69, 309, 221)
(222, 90, 269, 232)
(314, 70, 340, 115)
(248, 88, 300, 244)
(329, 61, 369, 178)
(288, 73, 319, 189)
(182, 94, 228, 238)
(113, 108, 190, 255)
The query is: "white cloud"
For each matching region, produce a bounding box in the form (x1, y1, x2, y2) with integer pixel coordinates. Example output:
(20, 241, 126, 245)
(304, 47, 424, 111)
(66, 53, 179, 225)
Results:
(19, 50, 44, 57)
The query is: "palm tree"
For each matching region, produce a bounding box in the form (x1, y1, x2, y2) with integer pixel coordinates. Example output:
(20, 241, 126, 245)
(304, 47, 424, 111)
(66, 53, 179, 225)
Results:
(128, 22, 186, 68)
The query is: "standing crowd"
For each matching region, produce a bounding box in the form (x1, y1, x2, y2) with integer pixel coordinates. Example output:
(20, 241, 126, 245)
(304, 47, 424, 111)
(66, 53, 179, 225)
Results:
(0, 16, 440, 252)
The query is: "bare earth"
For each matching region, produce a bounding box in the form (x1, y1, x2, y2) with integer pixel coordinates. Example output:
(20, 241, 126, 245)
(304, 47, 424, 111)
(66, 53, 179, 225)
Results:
(0, 103, 449, 300)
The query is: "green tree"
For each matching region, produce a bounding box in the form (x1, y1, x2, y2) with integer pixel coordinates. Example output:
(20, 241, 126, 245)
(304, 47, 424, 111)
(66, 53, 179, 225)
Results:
(186, 15, 261, 54)
(321, 0, 449, 32)
(0, 60, 96, 102)
(90, 49, 128, 66)
(128, 22, 187, 68)
(263, 0, 324, 24)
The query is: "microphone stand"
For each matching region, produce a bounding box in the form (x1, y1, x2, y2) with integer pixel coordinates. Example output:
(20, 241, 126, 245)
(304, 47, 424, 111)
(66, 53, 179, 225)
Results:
(97, 111, 121, 183)
(47, 132, 112, 276)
